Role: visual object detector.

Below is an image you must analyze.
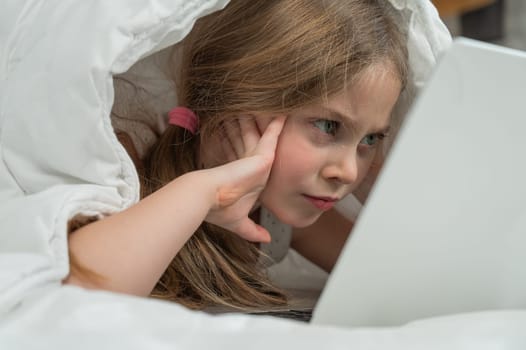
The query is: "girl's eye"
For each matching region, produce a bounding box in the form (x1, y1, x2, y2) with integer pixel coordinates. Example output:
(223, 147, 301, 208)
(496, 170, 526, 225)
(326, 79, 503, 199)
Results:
(360, 133, 386, 146)
(313, 119, 339, 136)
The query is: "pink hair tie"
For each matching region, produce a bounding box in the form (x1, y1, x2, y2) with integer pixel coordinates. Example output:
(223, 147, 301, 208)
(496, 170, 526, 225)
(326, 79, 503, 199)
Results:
(168, 107, 199, 135)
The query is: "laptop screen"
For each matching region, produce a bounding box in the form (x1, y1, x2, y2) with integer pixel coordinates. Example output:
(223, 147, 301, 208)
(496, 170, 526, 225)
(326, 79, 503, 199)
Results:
(311, 38, 526, 327)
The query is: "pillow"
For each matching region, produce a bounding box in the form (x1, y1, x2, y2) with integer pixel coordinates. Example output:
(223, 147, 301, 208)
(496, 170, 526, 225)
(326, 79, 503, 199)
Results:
(0, 0, 229, 311)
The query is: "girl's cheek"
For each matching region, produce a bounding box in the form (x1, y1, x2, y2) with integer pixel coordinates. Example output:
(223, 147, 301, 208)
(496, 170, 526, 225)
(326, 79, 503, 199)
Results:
(356, 157, 376, 183)
(276, 144, 321, 178)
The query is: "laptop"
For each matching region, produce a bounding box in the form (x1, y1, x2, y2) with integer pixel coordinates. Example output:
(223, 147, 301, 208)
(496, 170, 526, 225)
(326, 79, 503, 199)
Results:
(309, 38, 526, 327)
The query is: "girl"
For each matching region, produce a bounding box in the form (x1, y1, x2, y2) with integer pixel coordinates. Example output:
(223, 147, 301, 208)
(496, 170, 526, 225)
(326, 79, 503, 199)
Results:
(65, 0, 408, 311)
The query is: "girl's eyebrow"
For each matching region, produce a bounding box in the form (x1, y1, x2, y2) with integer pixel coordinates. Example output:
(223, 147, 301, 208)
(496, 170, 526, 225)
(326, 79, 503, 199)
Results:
(324, 109, 357, 132)
(323, 108, 391, 135)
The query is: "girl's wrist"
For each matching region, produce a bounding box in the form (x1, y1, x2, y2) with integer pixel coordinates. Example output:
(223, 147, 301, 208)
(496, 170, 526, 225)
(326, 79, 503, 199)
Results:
(168, 169, 218, 212)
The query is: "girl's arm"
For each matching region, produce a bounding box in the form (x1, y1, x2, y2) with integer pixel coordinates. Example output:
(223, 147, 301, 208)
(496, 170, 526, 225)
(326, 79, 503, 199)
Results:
(65, 117, 285, 296)
(65, 170, 215, 296)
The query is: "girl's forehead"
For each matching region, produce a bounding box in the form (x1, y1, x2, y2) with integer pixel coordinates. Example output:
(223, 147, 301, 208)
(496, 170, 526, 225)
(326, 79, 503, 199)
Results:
(294, 62, 400, 108)
(254, 62, 400, 129)
(290, 70, 400, 128)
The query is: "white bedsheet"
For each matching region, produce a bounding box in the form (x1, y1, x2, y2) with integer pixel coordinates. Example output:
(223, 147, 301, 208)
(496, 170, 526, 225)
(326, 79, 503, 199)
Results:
(2, 285, 526, 349)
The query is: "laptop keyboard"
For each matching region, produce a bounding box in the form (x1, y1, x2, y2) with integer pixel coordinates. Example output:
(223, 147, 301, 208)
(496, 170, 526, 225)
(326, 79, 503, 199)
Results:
(250, 309, 313, 322)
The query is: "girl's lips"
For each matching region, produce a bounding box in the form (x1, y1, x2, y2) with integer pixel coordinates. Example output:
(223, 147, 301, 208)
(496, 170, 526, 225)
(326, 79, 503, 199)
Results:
(303, 194, 338, 211)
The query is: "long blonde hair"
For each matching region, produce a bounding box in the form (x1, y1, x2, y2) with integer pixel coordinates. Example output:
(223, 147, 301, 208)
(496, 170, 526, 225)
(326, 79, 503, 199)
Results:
(142, 0, 408, 310)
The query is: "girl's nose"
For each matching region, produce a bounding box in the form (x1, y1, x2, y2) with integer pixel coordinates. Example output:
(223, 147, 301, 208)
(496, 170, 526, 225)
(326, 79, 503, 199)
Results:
(321, 152, 359, 185)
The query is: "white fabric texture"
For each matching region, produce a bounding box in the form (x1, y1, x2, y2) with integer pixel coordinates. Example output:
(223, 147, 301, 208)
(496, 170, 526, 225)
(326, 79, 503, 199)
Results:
(2, 0, 525, 348)
(0, 0, 230, 313)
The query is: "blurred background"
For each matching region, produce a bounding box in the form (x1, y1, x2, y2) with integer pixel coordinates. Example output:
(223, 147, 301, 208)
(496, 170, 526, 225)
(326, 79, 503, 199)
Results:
(432, 0, 526, 50)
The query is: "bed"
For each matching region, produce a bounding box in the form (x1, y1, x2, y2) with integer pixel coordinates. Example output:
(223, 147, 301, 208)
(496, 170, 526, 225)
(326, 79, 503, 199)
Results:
(1, 0, 525, 348)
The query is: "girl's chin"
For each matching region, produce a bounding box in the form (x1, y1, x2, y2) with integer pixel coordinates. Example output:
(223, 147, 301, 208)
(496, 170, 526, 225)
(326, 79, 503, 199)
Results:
(263, 205, 322, 228)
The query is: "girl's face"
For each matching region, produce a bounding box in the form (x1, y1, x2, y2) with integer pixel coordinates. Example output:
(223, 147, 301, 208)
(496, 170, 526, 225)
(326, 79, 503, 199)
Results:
(258, 65, 402, 227)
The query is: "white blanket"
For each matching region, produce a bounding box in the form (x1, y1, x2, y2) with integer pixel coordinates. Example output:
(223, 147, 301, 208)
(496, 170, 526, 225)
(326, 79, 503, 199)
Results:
(2, 0, 525, 348)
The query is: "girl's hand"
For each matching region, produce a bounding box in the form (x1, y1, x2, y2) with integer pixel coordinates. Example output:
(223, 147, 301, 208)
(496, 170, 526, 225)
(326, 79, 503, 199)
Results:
(204, 116, 285, 243)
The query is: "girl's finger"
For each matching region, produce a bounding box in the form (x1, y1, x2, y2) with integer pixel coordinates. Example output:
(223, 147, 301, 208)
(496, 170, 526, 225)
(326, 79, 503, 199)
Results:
(220, 128, 238, 163)
(253, 116, 286, 157)
(239, 117, 260, 156)
(224, 120, 244, 158)
(234, 218, 271, 243)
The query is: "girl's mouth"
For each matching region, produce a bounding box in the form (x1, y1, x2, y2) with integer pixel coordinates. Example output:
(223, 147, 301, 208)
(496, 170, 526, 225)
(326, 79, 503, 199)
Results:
(302, 194, 338, 211)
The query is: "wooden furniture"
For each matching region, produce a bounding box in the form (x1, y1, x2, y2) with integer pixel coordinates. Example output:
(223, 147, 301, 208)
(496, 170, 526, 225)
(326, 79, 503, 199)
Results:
(433, 0, 496, 17)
